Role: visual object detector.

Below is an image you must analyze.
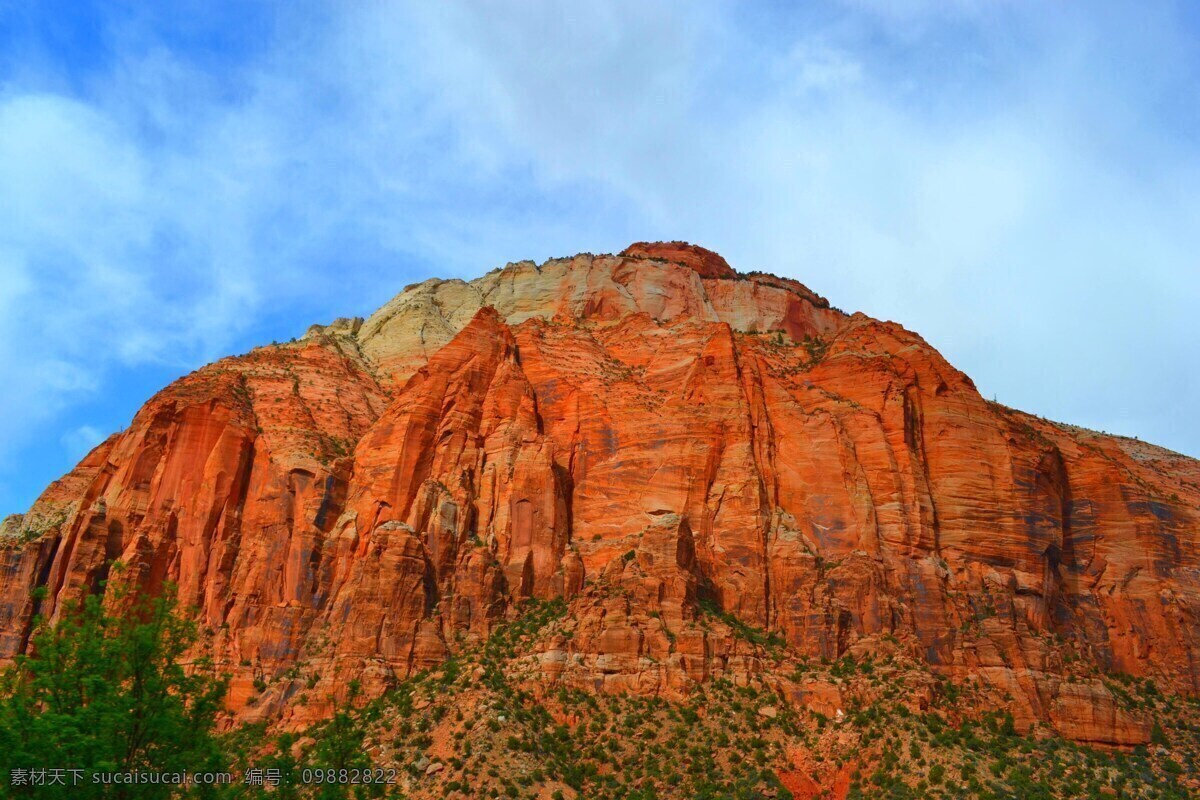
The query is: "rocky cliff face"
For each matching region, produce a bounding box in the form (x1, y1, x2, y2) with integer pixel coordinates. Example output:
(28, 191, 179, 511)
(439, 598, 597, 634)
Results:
(2, 242, 1198, 745)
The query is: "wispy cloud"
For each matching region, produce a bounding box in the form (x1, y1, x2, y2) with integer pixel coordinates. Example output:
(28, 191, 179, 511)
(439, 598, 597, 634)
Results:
(0, 1, 1197, 510)
(60, 424, 105, 461)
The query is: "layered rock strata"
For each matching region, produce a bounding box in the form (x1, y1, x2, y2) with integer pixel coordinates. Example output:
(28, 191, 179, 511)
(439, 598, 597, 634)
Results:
(1, 241, 1197, 744)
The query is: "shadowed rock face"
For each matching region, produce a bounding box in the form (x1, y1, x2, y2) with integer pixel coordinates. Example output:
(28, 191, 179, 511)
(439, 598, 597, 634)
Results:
(1, 243, 1197, 742)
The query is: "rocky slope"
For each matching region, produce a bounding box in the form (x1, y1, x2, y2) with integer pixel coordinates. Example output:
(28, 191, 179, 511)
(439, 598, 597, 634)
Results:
(282, 598, 1200, 800)
(2, 241, 1198, 757)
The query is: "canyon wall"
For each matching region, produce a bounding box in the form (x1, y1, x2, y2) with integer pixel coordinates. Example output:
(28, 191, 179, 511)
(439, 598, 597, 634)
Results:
(2, 242, 1197, 743)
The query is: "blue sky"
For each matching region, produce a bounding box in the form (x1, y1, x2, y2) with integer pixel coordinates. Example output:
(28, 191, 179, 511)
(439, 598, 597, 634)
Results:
(1, 1, 1198, 514)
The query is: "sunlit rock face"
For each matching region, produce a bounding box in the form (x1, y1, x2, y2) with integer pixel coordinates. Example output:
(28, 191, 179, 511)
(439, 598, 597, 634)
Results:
(1, 241, 1197, 742)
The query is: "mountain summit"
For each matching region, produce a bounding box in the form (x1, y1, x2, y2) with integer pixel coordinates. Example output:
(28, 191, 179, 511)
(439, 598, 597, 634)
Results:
(3, 243, 1199, 794)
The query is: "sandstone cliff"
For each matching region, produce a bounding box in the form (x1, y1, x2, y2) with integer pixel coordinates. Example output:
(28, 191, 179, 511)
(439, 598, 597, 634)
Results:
(2, 241, 1197, 746)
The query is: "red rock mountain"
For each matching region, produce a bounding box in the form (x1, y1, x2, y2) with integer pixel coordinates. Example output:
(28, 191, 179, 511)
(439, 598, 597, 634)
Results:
(2, 241, 1198, 745)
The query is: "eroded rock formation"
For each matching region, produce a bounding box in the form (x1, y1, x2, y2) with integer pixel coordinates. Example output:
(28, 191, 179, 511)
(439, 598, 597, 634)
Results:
(2, 242, 1197, 744)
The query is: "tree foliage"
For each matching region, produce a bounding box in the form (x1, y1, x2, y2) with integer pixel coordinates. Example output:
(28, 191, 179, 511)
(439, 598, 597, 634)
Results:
(0, 573, 229, 799)
(0, 572, 388, 799)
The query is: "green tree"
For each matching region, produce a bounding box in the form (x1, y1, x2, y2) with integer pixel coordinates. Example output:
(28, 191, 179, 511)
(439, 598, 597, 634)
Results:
(303, 682, 387, 800)
(0, 573, 230, 799)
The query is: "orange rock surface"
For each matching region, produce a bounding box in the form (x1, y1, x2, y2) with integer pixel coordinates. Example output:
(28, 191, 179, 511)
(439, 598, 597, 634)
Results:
(2, 243, 1198, 744)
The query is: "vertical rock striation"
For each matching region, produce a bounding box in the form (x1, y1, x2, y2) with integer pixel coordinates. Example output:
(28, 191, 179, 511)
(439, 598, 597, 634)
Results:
(1, 241, 1196, 744)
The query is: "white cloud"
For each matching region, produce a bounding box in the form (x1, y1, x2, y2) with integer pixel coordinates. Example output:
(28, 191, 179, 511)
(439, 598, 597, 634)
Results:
(775, 42, 864, 95)
(60, 425, 105, 461)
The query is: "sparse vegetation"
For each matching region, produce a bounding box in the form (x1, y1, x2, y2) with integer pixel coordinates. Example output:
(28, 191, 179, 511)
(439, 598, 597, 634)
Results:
(5, 586, 1200, 799)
